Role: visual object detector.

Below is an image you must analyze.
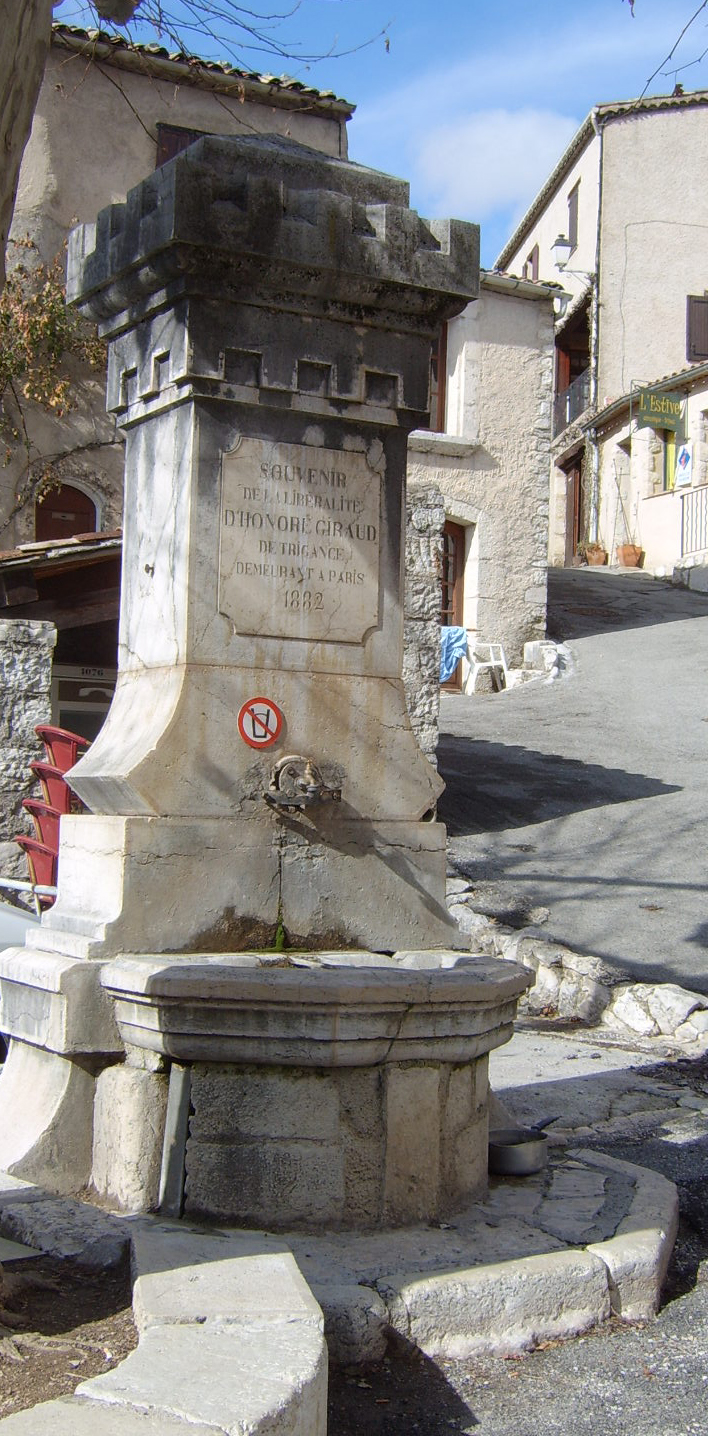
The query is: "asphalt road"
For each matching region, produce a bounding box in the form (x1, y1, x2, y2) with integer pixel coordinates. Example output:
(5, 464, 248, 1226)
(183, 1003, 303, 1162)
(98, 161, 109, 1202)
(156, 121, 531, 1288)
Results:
(438, 568, 708, 994)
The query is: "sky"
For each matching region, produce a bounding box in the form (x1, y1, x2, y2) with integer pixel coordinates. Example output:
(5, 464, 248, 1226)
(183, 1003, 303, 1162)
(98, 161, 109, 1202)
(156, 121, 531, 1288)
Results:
(53, 0, 708, 264)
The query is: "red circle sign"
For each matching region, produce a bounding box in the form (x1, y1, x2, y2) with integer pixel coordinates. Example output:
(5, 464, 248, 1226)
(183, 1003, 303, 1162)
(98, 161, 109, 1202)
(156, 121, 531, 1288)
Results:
(237, 697, 284, 749)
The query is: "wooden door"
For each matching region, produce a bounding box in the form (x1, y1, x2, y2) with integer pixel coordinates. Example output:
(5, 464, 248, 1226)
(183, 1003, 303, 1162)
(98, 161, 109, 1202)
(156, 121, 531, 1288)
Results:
(35, 484, 97, 542)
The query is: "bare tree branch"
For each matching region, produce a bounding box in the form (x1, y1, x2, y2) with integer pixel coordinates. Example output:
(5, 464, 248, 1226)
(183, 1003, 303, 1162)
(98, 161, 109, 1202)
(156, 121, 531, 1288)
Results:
(636, 0, 708, 101)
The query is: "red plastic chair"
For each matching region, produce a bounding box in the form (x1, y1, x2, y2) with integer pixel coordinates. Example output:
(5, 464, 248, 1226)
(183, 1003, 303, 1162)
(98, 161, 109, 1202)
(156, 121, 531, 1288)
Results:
(22, 799, 61, 854)
(29, 760, 80, 814)
(35, 725, 90, 774)
(14, 836, 57, 908)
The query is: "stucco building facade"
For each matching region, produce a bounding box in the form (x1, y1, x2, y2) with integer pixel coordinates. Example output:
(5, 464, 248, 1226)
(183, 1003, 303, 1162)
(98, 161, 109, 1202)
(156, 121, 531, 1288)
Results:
(408, 271, 556, 676)
(496, 90, 708, 579)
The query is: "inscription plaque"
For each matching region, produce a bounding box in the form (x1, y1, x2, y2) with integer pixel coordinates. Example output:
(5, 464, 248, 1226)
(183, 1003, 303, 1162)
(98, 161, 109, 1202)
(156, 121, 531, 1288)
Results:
(219, 438, 381, 642)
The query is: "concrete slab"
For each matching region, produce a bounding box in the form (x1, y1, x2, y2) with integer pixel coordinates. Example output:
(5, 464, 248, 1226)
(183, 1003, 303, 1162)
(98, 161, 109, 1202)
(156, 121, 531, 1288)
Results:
(0, 1197, 129, 1269)
(130, 1224, 322, 1331)
(0, 1236, 40, 1263)
(76, 1322, 327, 1436)
(0, 1397, 219, 1435)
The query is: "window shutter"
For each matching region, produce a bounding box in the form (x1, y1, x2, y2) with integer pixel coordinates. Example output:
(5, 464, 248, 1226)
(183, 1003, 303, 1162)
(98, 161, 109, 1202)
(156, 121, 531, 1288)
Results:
(567, 184, 579, 250)
(687, 295, 708, 361)
(156, 124, 207, 169)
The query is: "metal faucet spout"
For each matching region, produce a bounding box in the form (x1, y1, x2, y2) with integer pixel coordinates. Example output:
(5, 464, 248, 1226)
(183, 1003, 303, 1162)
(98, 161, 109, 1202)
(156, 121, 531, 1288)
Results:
(263, 755, 342, 811)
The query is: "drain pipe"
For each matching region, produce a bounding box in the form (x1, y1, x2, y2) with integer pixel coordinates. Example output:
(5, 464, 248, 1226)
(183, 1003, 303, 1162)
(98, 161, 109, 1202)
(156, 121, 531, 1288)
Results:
(588, 107, 604, 542)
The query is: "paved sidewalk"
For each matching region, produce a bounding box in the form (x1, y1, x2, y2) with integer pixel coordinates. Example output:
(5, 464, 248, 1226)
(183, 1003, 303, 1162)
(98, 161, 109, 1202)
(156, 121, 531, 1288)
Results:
(439, 568, 708, 993)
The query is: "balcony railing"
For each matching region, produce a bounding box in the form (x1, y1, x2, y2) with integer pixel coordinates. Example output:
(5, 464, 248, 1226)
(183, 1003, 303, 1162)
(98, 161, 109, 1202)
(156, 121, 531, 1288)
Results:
(553, 368, 591, 436)
(681, 485, 708, 557)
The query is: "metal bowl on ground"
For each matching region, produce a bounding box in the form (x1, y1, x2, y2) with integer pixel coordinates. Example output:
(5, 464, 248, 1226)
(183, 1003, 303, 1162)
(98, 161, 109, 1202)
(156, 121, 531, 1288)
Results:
(488, 1125, 549, 1176)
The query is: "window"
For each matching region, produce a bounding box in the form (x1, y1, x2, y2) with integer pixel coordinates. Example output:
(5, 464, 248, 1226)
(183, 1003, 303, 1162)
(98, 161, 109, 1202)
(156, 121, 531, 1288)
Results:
(156, 123, 208, 168)
(35, 484, 97, 542)
(428, 324, 448, 432)
(686, 295, 708, 361)
(523, 245, 539, 281)
(567, 182, 580, 252)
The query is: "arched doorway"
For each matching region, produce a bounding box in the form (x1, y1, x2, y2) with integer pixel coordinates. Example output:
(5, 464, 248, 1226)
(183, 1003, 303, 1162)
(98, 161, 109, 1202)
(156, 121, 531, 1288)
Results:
(35, 483, 98, 542)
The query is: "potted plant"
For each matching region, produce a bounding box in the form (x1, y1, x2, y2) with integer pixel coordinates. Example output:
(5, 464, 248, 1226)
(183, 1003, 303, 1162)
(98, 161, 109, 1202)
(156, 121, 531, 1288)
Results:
(616, 542, 643, 567)
(577, 540, 608, 566)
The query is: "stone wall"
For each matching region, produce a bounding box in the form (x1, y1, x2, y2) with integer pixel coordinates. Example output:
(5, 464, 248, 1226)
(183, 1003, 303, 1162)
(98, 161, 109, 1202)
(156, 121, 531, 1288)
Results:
(0, 620, 56, 863)
(404, 480, 444, 763)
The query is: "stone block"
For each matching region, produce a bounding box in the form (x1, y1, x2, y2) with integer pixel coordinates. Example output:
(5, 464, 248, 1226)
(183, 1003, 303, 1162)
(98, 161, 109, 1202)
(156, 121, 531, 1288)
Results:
(0, 1196, 128, 1269)
(381, 1248, 610, 1358)
(582, 1151, 679, 1320)
(77, 1321, 328, 1436)
(383, 1065, 441, 1223)
(606, 987, 659, 1037)
(130, 1226, 321, 1332)
(92, 1065, 168, 1212)
(312, 1281, 388, 1367)
(184, 1137, 345, 1226)
(337, 1068, 385, 1224)
(0, 947, 121, 1054)
(0, 1043, 95, 1194)
(450, 1110, 488, 1201)
(646, 983, 706, 1035)
(0, 1397, 218, 1435)
(445, 1065, 475, 1135)
(188, 1065, 339, 1142)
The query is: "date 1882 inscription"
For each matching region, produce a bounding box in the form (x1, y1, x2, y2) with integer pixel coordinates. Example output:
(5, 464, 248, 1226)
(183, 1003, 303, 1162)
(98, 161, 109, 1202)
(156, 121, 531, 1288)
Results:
(219, 438, 381, 642)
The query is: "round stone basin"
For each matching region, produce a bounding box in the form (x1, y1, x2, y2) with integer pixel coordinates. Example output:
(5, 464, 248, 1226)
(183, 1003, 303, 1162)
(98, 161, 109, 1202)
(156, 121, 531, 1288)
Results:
(101, 949, 532, 1067)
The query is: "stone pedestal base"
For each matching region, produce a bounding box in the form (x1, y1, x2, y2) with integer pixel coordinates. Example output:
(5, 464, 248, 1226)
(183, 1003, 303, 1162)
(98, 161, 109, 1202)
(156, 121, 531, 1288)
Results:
(183, 1055, 489, 1227)
(0, 947, 121, 1193)
(0, 1042, 96, 1193)
(37, 814, 463, 958)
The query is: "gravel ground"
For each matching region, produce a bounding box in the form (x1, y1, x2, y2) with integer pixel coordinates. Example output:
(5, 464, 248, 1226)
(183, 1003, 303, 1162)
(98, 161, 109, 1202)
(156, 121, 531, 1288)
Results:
(0, 1255, 136, 1420)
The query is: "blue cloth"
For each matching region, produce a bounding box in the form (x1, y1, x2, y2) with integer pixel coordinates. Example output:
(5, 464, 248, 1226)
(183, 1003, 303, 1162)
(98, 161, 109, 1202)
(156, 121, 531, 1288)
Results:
(440, 625, 467, 683)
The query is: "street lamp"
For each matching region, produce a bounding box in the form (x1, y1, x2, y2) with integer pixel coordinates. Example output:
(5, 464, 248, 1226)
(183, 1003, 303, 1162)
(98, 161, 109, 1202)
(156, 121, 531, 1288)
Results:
(551, 233, 574, 271)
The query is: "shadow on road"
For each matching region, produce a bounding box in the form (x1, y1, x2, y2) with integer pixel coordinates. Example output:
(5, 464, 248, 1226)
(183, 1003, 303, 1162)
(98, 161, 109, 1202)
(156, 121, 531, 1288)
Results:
(437, 735, 680, 836)
(547, 568, 708, 641)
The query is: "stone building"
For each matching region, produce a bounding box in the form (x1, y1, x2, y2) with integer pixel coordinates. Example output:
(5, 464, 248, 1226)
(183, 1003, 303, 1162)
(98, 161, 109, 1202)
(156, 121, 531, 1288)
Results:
(408, 270, 556, 679)
(0, 25, 353, 858)
(4, 22, 352, 553)
(496, 89, 708, 578)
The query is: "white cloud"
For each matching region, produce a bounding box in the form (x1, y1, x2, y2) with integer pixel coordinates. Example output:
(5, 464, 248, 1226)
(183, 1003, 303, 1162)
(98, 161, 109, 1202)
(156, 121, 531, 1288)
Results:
(413, 107, 579, 221)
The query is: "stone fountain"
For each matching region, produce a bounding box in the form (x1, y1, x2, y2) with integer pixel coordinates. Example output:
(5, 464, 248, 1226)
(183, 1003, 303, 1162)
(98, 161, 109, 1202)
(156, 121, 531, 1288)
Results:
(0, 135, 530, 1227)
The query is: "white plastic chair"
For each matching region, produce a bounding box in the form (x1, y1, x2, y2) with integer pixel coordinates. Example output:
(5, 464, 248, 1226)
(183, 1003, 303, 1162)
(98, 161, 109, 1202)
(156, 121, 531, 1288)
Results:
(464, 641, 509, 695)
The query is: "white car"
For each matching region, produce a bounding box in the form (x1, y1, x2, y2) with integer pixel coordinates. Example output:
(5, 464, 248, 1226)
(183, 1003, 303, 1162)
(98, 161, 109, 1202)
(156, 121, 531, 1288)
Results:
(0, 901, 40, 1060)
(0, 900, 41, 947)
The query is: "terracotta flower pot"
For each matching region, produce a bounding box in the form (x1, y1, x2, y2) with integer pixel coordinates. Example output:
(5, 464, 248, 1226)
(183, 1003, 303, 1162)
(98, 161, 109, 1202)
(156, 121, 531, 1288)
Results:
(616, 544, 642, 568)
(585, 546, 607, 566)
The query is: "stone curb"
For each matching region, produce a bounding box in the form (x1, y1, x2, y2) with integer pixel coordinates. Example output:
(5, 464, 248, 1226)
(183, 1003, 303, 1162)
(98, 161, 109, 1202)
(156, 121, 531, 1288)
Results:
(287, 1149, 678, 1363)
(446, 878, 708, 1046)
(577, 1149, 680, 1322)
(0, 1191, 328, 1436)
(0, 1146, 679, 1418)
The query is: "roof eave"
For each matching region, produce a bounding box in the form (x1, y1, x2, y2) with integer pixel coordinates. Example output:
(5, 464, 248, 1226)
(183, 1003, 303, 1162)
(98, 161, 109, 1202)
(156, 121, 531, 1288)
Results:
(50, 23, 355, 119)
(495, 111, 597, 271)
